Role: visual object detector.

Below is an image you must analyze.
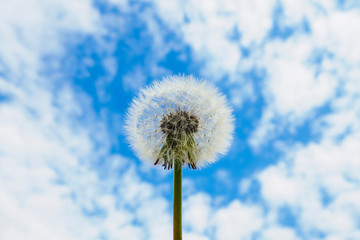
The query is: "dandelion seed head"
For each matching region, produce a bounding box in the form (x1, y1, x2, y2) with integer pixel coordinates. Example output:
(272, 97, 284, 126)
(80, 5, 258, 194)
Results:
(125, 75, 234, 169)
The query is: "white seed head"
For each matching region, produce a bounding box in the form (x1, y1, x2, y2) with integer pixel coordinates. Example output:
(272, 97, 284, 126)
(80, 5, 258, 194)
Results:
(125, 75, 234, 169)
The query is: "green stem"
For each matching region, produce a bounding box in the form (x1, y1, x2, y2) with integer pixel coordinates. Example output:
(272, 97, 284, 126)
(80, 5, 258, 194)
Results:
(173, 160, 182, 240)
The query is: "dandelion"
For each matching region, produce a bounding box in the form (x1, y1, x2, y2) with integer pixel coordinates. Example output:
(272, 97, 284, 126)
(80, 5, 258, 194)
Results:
(125, 75, 234, 240)
(126, 75, 234, 169)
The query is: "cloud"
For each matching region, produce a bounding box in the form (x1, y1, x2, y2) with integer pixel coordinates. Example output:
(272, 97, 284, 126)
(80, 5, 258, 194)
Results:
(260, 226, 300, 240)
(214, 169, 232, 188)
(152, 0, 275, 93)
(0, 0, 101, 76)
(248, 4, 360, 147)
(183, 193, 212, 234)
(183, 193, 267, 240)
(257, 133, 360, 238)
(122, 65, 147, 91)
(213, 200, 264, 240)
(151, 0, 277, 109)
(183, 232, 210, 240)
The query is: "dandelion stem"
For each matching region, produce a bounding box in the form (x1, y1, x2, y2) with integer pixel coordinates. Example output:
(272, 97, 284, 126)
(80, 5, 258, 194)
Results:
(173, 159, 182, 240)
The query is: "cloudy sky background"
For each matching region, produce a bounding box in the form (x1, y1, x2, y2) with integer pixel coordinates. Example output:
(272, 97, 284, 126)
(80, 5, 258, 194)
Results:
(1, 0, 360, 239)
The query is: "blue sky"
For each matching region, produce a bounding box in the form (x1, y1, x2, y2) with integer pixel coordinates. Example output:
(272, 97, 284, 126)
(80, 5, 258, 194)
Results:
(1, 0, 360, 239)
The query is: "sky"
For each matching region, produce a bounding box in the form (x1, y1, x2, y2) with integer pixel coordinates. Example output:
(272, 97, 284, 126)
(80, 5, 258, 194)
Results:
(0, 0, 360, 239)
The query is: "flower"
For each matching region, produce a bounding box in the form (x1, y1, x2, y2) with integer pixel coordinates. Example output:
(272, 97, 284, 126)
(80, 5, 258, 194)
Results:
(125, 75, 234, 169)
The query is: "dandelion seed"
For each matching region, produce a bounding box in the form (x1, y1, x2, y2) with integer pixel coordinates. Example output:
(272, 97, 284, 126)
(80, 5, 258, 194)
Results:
(125, 75, 234, 169)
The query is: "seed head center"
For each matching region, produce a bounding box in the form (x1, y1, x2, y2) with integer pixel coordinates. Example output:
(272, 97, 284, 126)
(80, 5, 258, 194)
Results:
(160, 110, 199, 137)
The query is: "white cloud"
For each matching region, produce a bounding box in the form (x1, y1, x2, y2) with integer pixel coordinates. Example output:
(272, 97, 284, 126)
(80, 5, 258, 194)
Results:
(257, 132, 360, 238)
(213, 200, 263, 240)
(0, 0, 101, 77)
(153, 0, 275, 81)
(183, 193, 212, 234)
(122, 65, 147, 91)
(264, 56, 337, 117)
(106, 0, 130, 11)
(183, 232, 209, 240)
(312, 10, 360, 63)
(214, 169, 232, 188)
(0, 188, 79, 240)
(238, 178, 252, 195)
(229, 0, 275, 46)
(258, 164, 303, 207)
(260, 226, 299, 240)
(248, 4, 360, 147)
(181, 19, 240, 79)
